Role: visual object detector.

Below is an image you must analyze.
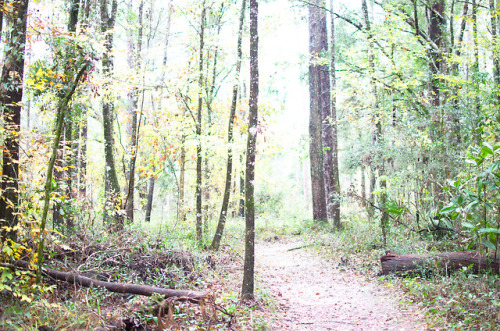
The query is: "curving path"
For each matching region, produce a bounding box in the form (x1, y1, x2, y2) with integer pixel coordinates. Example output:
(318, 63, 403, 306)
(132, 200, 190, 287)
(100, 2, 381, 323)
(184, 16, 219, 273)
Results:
(256, 240, 425, 330)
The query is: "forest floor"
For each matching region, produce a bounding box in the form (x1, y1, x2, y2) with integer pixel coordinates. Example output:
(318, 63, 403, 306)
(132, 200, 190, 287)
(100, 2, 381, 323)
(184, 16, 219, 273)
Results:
(256, 238, 426, 330)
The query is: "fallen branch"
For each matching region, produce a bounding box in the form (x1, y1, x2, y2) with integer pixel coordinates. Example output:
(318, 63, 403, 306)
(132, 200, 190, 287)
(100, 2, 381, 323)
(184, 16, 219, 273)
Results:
(12, 260, 208, 303)
(380, 252, 500, 276)
(287, 244, 314, 251)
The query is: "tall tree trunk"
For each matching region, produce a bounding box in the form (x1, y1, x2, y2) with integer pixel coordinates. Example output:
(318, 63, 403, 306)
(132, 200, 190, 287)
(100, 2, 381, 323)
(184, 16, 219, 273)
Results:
(0, 0, 29, 242)
(448, 0, 468, 147)
(0, 0, 4, 43)
(36, 62, 89, 283)
(211, 0, 246, 251)
(472, 0, 481, 144)
(491, 0, 500, 90)
(242, 0, 259, 299)
(125, 0, 144, 224)
(428, 0, 446, 205)
(178, 135, 186, 222)
(64, 120, 75, 233)
(329, 0, 341, 228)
(145, 171, 155, 222)
(196, 1, 207, 243)
(52, 147, 64, 230)
(362, 0, 386, 232)
(308, 0, 327, 222)
(360, 164, 366, 205)
(78, 118, 87, 198)
(68, 0, 79, 32)
(429, 0, 445, 138)
(238, 153, 245, 217)
(315, 0, 335, 223)
(100, 0, 121, 227)
(63, 0, 80, 233)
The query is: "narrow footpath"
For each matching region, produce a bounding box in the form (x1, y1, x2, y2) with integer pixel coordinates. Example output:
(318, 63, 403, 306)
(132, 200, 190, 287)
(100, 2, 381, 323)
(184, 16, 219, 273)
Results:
(256, 240, 425, 330)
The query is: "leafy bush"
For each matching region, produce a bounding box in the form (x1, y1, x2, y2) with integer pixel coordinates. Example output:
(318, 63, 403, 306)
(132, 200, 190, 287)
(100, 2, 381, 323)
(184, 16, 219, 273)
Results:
(440, 142, 500, 252)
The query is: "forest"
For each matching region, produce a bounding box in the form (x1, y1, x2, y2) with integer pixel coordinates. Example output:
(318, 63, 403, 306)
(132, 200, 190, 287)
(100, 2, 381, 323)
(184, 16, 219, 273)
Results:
(0, 0, 499, 329)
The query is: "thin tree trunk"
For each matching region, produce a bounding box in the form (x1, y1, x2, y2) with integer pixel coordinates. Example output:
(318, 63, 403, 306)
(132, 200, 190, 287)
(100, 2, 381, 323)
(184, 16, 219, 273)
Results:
(0, 0, 4, 43)
(472, 0, 481, 144)
(145, 171, 155, 222)
(78, 118, 87, 198)
(362, 0, 385, 229)
(196, 1, 207, 243)
(491, 0, 500, 89)
(242, 0, 258, 299)
(52, 146, 64, 230)
(211, 0, 246, 251)
(360, 164, 366, 206)
(0, 0, 29, 242)
(238, 153, 245, 217)
(64, 120, 75, 233)
(125, 0, 144, 224)
(448, 1, 469, 146)
(329, 0, 340, 228)
(308, 0, 327, 222)
(36, 62, 90, 283)
(179, 136, 186, 222)
(66, 1, 79, 231)
(428, 0, 445, 138)
(100, 0, 121, 227)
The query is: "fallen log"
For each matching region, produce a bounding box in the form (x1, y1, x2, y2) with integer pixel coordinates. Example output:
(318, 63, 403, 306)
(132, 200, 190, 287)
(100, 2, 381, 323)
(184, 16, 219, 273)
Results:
(380, 251, 500, 276)
(12, 260, 208, 303)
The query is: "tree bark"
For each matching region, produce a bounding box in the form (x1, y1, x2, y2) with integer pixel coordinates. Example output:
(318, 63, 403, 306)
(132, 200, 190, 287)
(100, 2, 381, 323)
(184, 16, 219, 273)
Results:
(491, 0, 500, 89)
(0, 0, 4, 43)
(428, 0, 445, 138)
(68, 0, 79, 32)
(211, 0, 246, 251)
(52, 147, 64, 230)
(329, 0, 340, 229)
(78, 118, 88, 198)
(242, 0, 259, 299)
(314, 0, 335, 223)
(381, 252, 500, 276)
(239, 154, 245, 218)
(308, 0, 327, 222)
(64, 119, 75, 233)
(63, 0, 80, 234)
(361, 164, 366, 206)
(100, 0, 122, 227)
(196, 1, 207, 243)
(125, 0, 144, 224)
(178, 135, 186, 222)
(145, 172, 155, 222)
(0, 0, 29, 242)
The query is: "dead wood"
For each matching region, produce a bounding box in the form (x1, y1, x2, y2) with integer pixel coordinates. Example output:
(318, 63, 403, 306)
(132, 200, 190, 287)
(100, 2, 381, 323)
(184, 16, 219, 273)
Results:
(287, 244, 314, 251)
(12, 260, 208, 303)
(380, 251, 500, 276)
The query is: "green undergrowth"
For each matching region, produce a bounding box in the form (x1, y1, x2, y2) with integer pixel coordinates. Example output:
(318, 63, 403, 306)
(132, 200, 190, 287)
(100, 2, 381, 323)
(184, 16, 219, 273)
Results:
(288, 204, 500, 330)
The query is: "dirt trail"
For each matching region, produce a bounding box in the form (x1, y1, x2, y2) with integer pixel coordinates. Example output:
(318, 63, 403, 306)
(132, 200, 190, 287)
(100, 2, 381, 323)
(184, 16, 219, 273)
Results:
(256, 240, 425, 330)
